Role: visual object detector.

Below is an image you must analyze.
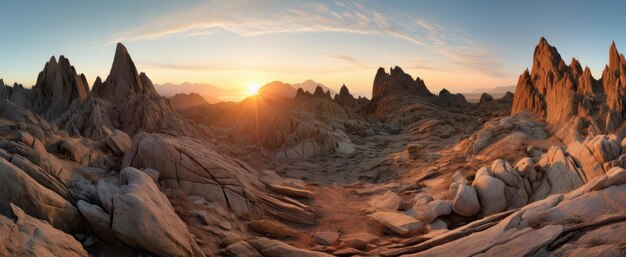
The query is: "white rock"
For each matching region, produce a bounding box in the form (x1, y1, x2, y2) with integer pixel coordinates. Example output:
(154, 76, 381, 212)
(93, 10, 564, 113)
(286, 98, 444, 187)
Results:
(452, 184, 480, 216)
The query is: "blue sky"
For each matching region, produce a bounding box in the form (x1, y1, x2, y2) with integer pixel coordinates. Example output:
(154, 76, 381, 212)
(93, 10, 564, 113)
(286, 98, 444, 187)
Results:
(1, 0, 625, 97)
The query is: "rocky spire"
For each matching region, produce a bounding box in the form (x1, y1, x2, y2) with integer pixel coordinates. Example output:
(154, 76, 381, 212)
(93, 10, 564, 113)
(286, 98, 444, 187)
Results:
(511, 38, 579, 125)
(512, 38, 626, 133)
(31, 55, 89, 119)
(371, 66, 432, 100)
(92, 43, 159, 100)
(339, 84, 350, 96)
(313, 85, 327, 98)
(333, 84, 357, 107)
(570, 58, 583, 78)
(609, 41, 621, 72)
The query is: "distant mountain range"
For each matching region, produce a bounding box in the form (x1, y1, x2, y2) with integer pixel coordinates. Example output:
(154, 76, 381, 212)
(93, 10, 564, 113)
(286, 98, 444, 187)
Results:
(154, 82, 234, 103)
(463, 85, 515, 102)
(158, 79, 338, 103)
(291, 79, 337, 95)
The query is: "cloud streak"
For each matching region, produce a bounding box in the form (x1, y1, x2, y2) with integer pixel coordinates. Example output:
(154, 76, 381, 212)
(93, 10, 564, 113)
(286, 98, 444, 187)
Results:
(326, 53, 371, 68)
(110, 0, 507, 78)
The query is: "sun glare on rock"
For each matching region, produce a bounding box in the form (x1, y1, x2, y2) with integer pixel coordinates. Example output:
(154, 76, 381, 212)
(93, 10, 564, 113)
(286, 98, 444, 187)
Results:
(246, 83, 261, 96)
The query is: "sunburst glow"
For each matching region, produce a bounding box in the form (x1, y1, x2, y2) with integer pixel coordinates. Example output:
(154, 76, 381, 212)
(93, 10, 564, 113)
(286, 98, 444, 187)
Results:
(246, 83, 261, 96)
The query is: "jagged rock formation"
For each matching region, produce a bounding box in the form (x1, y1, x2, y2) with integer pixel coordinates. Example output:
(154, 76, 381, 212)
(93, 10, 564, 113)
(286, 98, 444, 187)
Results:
(478, 93, 494, 104)
(31, 56, 90, 119)
(333, 84, 355, 105)
(368, 66, 433, 118)
(292, 79, 337, 96)
(186, 91, 361, 161)
(511, 37, 626, 139)
(91, 44, 158, 100)
(170, 92, 209, 111)
(1, 56, 89, 120)
(367, 66, 475, 122)
(333, 84, 369, 111)
(437, 89, 468, 107)
(0, 43, 193, 141)
(372, 66, 433, 101)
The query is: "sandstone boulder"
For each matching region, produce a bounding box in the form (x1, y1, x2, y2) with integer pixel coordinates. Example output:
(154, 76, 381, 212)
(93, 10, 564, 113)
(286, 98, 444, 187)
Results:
(0, 204, 87, 257)
(370, 211, 423, 236)
(0, 158, 82, 233)
(423, 200, 452, 223)
(105, 129, 131, 155)
(472, 168, 507, 216)
(451, 184, 480, 217)
(77, 167, 204, 257)
(368, 191, 401, 211)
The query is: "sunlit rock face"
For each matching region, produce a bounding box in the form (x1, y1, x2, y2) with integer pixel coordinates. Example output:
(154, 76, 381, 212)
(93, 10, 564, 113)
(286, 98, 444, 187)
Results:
(511, 37, 626, 139)
(368, 66, 433, 118)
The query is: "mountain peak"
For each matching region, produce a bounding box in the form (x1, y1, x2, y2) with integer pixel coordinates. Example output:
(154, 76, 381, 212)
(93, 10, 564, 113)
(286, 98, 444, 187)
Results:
(609, 41, 622, 71)
(531, 37, 564, 77)
(92, 43, 159, 99)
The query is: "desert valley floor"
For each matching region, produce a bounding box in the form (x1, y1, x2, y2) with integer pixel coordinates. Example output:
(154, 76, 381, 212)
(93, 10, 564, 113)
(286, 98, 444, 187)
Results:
(1, 38, 626, 257)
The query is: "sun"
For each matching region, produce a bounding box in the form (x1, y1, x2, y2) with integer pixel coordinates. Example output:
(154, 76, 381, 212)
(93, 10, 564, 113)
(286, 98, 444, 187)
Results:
(246, 83, 261, 96)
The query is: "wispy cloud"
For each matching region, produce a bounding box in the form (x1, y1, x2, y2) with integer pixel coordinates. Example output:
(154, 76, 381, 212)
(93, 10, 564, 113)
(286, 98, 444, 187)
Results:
(142, 61, 364, 74)
(326, 53, 371, 68)
(110, 0, 507, 78)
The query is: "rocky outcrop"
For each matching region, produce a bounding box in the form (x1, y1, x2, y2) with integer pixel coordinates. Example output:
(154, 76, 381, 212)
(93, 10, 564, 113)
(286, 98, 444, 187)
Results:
(368, 66, 433, 117)
(0, 56, 89, 120)
(478, 93, 493, 104)
(381, 167, 626, 257)
(54, 44, 193, 139)
(170, 92, 209, 111)
(333, 84, 355, 105)
(511, 37, 626, 138)
(0, 158, 82, 233)
(456, 113, 547, 154)
(371, 66, 432, 102)
(105, 129, 132, 155)
(122, 132, 318, 224)
(437, 89, 468, 107)
(1, 43, 194, 140)
(77, 167, 204, 257)
(0, 204, 87, 257)
(31, 56, 90, 120)
(92, 43, 158, 100)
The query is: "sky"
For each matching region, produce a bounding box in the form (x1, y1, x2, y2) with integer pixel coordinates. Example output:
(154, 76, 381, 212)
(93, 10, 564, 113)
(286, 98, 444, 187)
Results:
(1, 0, 626, 97)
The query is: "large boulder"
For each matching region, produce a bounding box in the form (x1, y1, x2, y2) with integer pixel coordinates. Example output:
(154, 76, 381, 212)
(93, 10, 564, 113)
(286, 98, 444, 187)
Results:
(122, 132, 317, 224)
(0, 204, 87, 257)
(423, 200, 452, 223)
(368, 191, 401, 211)
(451, 184, 480, 217)
(388, 167, 626, 257)
(122, 132, 259, 216)
(0, 158, 82, 233)
(370, 211, 423, 236)
(77, 167, 204, 257)
(472, 167, 507, 216)
(105, 129, 132, 155)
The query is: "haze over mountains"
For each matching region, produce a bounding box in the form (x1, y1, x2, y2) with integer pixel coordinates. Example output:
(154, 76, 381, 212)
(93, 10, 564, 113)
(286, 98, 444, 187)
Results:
(156, 79, 338, 103)
(1, 37, 626, 257)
